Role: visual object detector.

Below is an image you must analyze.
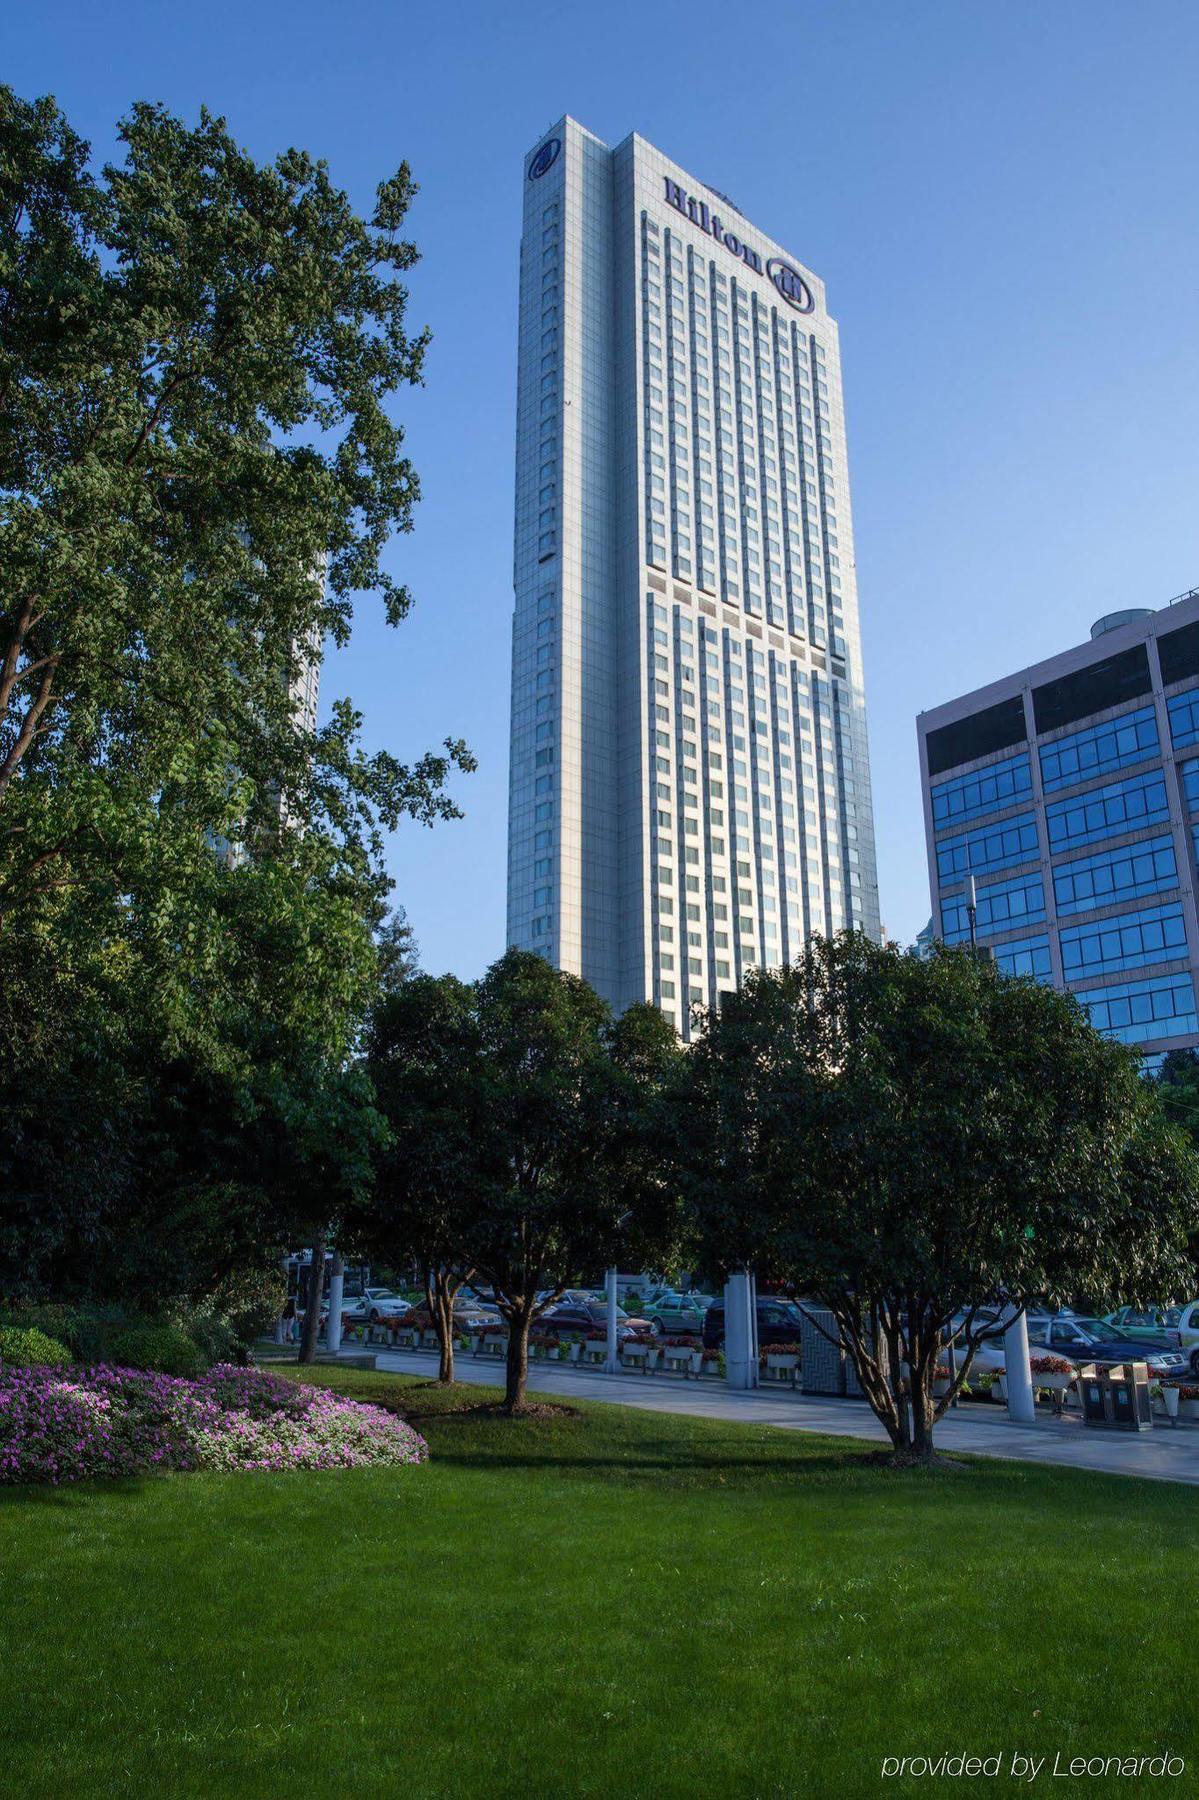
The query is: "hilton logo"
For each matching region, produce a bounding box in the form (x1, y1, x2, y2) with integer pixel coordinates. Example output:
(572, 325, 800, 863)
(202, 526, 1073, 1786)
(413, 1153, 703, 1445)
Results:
(528, 138, 561, 180)
(663, 179, 814, 313)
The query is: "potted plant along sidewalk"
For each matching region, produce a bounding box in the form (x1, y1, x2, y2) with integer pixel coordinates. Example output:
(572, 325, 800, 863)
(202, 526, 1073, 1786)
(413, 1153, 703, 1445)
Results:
(1156, 1381, 1180, 1423)
(660, 1337, 694, 1376)
(1180, 1385, 1199, 1423)
(621, 1336, 650, 1371)
(1030, 1354, 1075, 1414)
(932, 1363, 953, 1400)
(763, 1341, 801, 1384)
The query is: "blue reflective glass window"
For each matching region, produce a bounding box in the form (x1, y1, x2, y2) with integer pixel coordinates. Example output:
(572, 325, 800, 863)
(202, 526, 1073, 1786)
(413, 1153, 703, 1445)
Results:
(1039, 705, 1159, 792)
(1180, 758, 1199, 815)
(930, 753, 1032, 831)
(1044, 769, 1168, 851)
(1059, 903, 1188, 977)
(1167, 687, 1199, 749)
(1052, 834, 1178, 916)
(935, 812, 1039, 881)
(1075, 972, 1199, 1046)
(940, 871, 1045, 943)
(990, 935, 1053, 981)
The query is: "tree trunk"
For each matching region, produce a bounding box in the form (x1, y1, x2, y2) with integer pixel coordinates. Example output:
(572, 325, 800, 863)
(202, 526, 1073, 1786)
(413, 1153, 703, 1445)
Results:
(503, 1303, 532, 1414)
(433, 1267, 457, 1384)
(298, 1234, 326, 1365)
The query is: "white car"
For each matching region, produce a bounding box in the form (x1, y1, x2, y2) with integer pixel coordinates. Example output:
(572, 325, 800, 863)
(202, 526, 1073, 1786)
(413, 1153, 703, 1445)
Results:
(347, 1287, 412, 1324)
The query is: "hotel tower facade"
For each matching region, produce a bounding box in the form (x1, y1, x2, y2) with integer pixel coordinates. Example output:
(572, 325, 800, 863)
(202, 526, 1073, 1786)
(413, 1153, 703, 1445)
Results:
(507, 119, 880, 1036)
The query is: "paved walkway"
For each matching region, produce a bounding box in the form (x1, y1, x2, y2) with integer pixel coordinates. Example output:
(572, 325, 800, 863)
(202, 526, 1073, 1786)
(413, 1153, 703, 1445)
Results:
(355, 1347, 1199, 1489)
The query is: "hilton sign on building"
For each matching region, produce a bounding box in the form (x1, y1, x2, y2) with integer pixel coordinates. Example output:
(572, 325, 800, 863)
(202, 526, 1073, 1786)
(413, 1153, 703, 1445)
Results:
(507, 119, 880, 1035)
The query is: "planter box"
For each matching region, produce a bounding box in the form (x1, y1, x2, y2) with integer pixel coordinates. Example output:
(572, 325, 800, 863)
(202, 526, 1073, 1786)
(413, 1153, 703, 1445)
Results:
(583, 1341, 608, 1364)
(662, 1350, 691, 1375)
(621, 1343, 649, 1367)
(1181, 1398, 1199, 1422)
(932, 1378, 952, 1399)
(421, 1330, 439, 1349)
(394, 1327, 418, 1349)
(483, 1337, 508, 1358)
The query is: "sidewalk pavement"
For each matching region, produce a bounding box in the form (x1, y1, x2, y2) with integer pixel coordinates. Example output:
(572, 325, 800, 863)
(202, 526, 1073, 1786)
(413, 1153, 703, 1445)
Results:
(355, 1347, 1199, 1489)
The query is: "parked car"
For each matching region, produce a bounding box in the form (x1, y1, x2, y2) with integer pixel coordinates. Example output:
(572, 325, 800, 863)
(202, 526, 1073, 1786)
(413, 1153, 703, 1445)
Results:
(1174, 1300, 1199, 1373)
(703, 1296, 806, 1350)
(1103, 1305, 1183, 1344)
(643, 1293, 709, 1336)
(537, 1301, 648, 1344)
(1026, 1313, 1187, 1377)
(402, 1296, 504, 1334)
(345, 1287, 412, 1325)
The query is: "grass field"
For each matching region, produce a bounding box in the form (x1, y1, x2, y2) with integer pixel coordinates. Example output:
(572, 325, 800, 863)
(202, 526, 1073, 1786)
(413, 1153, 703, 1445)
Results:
(2, 1365, 1195, 1799)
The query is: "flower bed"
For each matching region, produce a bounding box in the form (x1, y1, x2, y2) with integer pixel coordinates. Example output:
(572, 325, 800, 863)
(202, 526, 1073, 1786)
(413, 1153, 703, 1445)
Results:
(0, 1363, 429, 1486)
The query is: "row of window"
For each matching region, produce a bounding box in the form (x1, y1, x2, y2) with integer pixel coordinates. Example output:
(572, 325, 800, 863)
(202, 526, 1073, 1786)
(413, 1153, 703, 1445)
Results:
(990, 935, 1052, 981)
(929, 751, 1032, 830)
(941, 833, 1183, 942)
(1076, 972, 1199, 1046)
(931, 691, 1199, 837)
(1059, 902, 1188, 977)
(1051, 834, 1177, 916)
(940, 870, 1044, 944)
(1044, 767, 1168, 851)
(1039, 704, 1159, 793)
(935, 812, 1039, 881)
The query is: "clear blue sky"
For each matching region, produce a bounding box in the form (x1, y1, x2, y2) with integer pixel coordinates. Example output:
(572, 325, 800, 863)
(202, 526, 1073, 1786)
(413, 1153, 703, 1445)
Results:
(11, 0, 1199, 975)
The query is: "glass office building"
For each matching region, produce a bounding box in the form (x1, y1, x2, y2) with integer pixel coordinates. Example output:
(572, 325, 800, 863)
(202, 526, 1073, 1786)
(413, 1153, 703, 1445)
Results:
(918, 592, 1199, 1062)
(507, 118, 880, 1037)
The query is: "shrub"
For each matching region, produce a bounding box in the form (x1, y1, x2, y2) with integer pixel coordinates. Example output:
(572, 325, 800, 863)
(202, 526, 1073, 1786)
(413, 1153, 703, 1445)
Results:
(107, 1324, 206, 1379)
(0, 1326, 72, 1368)
(1030, 1355, 1074, 1377)
(0, 1364, 429, 1485)
(176, 1309, 239, 1368)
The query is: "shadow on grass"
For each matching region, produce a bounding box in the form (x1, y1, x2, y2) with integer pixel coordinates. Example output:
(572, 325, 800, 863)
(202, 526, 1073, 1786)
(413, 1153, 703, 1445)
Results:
(0, 1474, 156, 1509)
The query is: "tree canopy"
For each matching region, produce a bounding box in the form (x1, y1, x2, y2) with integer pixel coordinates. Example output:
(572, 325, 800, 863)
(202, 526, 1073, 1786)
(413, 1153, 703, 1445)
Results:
(0, 89, 469, 1314)
(361, 950, 685, 1410)
(676, 932, 1199, 1463)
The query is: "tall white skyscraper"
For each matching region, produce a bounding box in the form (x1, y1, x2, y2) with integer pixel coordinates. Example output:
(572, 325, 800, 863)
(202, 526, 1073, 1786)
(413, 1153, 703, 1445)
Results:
(507, 119, 880, 1036)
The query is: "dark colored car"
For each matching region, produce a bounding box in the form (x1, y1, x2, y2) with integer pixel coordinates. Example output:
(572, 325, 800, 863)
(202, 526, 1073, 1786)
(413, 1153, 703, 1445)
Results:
(1027, 1314, 1187, 1377)
(538, 1301, 647, 1343)
(703, 1296, 805, 1350)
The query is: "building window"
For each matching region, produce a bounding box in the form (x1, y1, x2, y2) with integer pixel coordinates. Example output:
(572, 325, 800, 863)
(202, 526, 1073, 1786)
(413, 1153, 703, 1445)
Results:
(989, 936, 1053, 981)
(1044, 769, 1168, 852)
(1051, 834, 1178, 916)
(1075, 972, 1199, 1046)
(1039, 705, 1159, 793)
(1060, 903, 1188, 978)
(936, 813, 1039, 881)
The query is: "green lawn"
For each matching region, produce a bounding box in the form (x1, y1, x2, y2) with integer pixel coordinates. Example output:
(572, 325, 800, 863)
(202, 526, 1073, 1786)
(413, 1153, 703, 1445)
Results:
(2, 1367, 1195, 1799)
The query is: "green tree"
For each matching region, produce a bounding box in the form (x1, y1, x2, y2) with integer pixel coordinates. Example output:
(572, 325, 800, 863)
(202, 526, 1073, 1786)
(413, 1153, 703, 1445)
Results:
(1152, 1049, 1199, 1281)
(464, 951, 684, 1414)
(676, 932, 1199, 1466)
(0, 88, 473, 1311)
(362, 972, 479, 1382)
